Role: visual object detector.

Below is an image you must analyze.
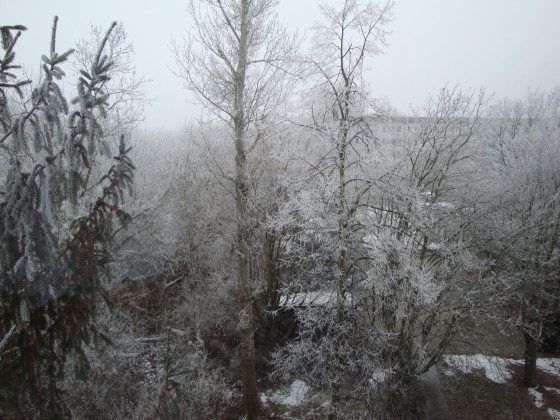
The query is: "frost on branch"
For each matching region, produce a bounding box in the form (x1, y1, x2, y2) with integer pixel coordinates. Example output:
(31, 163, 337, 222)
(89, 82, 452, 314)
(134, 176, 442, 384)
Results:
(0, 18, 135, 417)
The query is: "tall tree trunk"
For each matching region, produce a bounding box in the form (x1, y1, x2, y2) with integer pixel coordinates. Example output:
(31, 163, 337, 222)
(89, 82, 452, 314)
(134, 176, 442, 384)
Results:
(523, 332, 538, 387)
(235, 1, 259, 418)
(331, 135, 347, 417)
(237, 235, 259, 418)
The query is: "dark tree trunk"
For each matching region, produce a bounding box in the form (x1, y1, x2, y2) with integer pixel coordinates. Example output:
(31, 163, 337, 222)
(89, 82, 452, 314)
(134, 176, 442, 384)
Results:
(523, 332, 538, 387)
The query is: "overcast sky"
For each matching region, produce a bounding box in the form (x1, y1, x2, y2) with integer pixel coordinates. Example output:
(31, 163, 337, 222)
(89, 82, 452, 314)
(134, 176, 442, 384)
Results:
(4, 0, 560, 130)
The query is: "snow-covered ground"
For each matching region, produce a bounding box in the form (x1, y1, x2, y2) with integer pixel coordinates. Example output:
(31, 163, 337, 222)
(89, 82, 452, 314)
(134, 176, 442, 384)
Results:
(537, 358, 560, 377)
(443, 355, 560, 384)
(260, 379, 310, 407)
(443, 355, 522, 383)
(549, 408, 560, 419)
(545, 386, 560, 395)
(528, 387, 544, 408)
(444, 354, 560, 418)
(260, 356, 560, 417)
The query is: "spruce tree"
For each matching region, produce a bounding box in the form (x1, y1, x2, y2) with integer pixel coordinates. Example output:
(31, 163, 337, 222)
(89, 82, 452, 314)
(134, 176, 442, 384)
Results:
(0, 18, 134, 417)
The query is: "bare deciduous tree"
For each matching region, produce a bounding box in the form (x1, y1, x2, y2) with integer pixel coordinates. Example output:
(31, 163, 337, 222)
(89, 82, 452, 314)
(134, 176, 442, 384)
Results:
(73, 22, 149, 136)
(361, 86, 492, 379)
(174, 1, 295, 417)
(307, 0, 393, 412)
(478, 88, 560, 387)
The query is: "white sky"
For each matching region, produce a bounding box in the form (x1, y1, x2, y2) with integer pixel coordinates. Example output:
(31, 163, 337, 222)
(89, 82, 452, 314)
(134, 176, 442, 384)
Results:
(4, 0, 560, 130)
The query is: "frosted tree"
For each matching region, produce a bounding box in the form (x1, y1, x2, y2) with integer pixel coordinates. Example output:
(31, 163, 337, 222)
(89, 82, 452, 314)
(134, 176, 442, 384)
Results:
(477, 88, 560, 387)
(0, 18, 134, 417)
(304, 0, 392, 412)
(268, 1, 393, 414)
(174, 1, 295, 417)
(358, 86, 492, 384)
(73, 22, 149, 137)
(269, 85, 493, 416)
